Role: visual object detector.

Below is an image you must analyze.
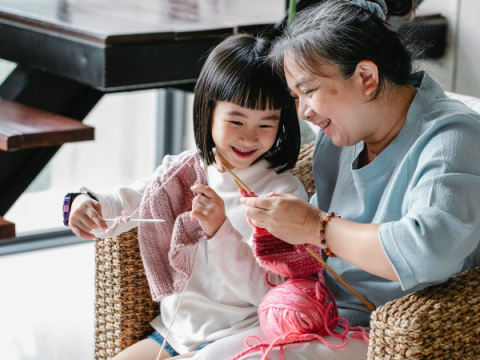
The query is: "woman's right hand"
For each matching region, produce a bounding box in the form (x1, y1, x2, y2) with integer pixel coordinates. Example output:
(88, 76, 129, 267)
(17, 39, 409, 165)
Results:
(69, 195, 108, 239)
(240, 192, 325, 246)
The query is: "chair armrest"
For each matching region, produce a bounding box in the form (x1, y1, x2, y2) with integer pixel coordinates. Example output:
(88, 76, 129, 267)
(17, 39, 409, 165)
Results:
(94, 227, 160, 360)
(368, 266, 480, 359)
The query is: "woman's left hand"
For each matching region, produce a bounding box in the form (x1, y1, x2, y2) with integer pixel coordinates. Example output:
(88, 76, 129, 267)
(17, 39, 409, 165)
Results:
(240, 193, 325, 246)
(190, 184, 226, 238)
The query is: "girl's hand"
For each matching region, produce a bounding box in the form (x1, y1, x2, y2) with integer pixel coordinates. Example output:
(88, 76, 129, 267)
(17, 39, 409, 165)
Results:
(190, 184, 226, 238)
(240, 193, 326, 246)
(69, 195, 108, 240)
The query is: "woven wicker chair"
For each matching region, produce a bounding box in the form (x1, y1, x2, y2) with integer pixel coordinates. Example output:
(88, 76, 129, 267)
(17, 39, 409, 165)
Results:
(94, 93, 480, 360)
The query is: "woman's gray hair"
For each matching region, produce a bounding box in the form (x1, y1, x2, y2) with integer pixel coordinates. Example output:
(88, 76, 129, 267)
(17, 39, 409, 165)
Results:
(270, 0, 416, 99)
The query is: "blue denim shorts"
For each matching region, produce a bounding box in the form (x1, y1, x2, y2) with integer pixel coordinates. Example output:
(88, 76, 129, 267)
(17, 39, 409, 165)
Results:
(148, 330, 212, 357)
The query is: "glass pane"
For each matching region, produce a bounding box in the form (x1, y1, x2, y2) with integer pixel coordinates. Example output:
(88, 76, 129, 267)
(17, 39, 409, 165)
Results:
(5, 90, 159, 234)
(0, 59, 16, 84)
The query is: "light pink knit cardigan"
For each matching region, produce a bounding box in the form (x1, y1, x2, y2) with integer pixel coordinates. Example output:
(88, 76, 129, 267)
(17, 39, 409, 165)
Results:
(138, 153, 208, 302)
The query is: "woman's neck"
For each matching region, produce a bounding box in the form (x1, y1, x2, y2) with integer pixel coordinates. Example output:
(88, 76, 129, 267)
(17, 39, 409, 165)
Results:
(360, 84, 417, 167)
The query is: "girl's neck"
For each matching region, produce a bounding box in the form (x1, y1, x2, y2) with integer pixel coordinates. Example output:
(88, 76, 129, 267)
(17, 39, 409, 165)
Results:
(360, 84, 417, 167)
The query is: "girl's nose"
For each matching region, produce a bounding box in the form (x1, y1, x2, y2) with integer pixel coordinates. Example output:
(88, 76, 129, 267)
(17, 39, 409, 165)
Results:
(239, 128, 258, 145)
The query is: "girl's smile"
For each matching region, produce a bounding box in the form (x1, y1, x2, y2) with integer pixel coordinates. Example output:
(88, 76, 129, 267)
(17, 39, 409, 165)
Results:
(211, 101, 280, 170)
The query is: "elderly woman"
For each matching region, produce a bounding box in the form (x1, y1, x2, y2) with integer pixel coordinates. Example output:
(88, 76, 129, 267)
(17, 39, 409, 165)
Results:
(193, 0, 480, 359)
(242, 0, 480, 328)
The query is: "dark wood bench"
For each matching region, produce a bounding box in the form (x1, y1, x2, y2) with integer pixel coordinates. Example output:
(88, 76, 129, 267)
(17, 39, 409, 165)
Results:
(0, 98, 94, 239)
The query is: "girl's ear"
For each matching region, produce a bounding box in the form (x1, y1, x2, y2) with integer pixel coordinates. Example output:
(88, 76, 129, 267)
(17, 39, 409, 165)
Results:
(354, 60, 379, 98)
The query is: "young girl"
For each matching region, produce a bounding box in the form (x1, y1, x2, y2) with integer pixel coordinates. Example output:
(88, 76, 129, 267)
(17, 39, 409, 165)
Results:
(67, 34, 307, 359)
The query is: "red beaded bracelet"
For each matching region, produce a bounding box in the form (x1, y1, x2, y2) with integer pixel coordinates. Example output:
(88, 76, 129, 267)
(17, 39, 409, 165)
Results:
(320, 212, 340, 258)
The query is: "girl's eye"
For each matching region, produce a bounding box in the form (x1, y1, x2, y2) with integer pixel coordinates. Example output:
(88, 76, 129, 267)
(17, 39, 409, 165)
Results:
(259, 125, 273, 128)
(229, 121, 243, 125)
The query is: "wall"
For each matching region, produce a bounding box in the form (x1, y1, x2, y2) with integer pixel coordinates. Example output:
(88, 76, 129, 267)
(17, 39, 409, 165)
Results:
(418, 0, 480, 96)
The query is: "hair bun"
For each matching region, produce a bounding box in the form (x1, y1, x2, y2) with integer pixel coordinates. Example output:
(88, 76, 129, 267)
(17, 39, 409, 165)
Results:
(384, 0, 413, 17)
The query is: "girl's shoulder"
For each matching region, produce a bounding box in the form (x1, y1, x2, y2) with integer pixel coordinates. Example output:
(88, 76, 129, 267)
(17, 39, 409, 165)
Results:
(252, 160, 308, 201)
(153, 149, 198, 176)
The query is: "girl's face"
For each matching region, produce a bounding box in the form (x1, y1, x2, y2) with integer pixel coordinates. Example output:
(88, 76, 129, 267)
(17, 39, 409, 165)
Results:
(285, 57, 378, 147)
(211, 101, 280, 169)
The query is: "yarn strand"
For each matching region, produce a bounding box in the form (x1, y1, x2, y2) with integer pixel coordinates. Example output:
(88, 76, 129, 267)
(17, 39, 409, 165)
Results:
(156, 245, 199, 360)
(105, 152, 202, 233)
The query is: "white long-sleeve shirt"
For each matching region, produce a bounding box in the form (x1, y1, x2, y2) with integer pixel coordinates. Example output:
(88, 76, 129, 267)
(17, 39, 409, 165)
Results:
(88, 150, 307, 353)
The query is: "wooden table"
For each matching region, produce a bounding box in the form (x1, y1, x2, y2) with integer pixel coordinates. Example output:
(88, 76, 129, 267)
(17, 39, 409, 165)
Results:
(0, 0, 285, 235)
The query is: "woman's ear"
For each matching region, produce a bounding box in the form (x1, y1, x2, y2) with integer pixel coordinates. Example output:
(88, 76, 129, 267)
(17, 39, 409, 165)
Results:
(354, 60, 379, 97)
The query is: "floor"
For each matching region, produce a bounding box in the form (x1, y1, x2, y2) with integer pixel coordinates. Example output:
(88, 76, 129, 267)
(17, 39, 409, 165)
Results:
(0, 242, 95, 360)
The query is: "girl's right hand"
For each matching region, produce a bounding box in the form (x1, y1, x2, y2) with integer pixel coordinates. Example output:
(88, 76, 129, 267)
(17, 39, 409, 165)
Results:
(69, 195, 108, 240)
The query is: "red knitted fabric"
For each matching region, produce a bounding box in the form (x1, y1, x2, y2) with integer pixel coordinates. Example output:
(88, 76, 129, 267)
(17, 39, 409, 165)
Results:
(241, 191, 324, 278)
(138, 153, 208, 301)
(250, 222, 324, 278)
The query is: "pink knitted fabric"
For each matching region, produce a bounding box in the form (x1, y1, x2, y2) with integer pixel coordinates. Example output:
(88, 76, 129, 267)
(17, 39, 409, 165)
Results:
(138, 153, 208, 301)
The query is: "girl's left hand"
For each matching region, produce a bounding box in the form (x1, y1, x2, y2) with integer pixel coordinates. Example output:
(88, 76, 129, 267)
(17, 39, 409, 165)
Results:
(190, 184, 226, 238)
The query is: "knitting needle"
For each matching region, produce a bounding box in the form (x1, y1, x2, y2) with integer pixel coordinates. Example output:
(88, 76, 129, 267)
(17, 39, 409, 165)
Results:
(222, 166, 255, 194)
(223, 166, 376, 312)
(104, 219, 165, 223)
(305, 247, 376, 311)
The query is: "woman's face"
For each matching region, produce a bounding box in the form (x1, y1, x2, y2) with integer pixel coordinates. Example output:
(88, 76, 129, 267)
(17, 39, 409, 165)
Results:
(285, 57, 377, 147)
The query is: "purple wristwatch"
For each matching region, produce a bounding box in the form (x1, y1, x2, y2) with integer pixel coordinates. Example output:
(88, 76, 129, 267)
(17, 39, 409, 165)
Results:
(63, 191, 98, 226)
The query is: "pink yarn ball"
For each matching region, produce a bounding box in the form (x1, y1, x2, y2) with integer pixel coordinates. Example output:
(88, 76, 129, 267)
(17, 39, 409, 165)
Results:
(258, 276, 337, 340)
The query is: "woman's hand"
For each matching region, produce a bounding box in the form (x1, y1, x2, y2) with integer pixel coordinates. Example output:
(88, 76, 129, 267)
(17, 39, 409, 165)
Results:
(240, 193, 325, 246)
(69, 195, 108, 240)
(190, 184, 226, 238)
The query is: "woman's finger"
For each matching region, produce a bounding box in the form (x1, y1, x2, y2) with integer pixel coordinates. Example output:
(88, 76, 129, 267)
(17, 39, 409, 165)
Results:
(240, 196, 274, 211)
(244, 205, 270, 224)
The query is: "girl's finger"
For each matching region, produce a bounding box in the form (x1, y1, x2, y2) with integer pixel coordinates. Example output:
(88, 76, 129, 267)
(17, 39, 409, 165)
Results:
(74, 219, 95, 234)
(191, 184, 219, 200)
(82, 213, 101, 230)
(192, 201, 209, 216)
(91, 202, 108, 230)
(70, 225, 95, 240)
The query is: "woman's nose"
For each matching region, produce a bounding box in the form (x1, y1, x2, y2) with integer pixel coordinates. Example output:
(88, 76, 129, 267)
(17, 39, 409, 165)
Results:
(298, 100, 314, 121)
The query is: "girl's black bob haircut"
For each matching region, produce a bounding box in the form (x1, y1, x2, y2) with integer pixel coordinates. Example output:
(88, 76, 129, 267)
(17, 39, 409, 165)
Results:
(194, 33, 300, 174)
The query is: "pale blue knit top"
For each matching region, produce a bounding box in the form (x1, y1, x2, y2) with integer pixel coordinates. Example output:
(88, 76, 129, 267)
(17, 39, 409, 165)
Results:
(311, 71, 480, 328)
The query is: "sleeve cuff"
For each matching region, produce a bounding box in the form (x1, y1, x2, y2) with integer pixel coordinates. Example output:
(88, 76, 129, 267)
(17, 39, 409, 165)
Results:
(379, 222, 417, 290)
(207, 218, 236, 250)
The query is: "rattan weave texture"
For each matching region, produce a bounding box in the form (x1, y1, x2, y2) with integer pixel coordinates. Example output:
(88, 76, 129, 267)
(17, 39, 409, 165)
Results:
(368, 266, 480, 360)
(94, 228, 160, 360)
(290, 141, 316, 200)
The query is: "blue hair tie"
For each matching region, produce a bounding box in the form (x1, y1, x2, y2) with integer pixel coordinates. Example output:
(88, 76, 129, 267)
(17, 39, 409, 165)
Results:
(348, 0, 388, 21)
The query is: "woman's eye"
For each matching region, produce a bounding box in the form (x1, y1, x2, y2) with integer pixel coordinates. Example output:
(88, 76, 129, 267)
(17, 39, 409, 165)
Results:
(229, 121, 243, 125)
(304, 90, 312, 96)
(260, 125, 273, 128)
